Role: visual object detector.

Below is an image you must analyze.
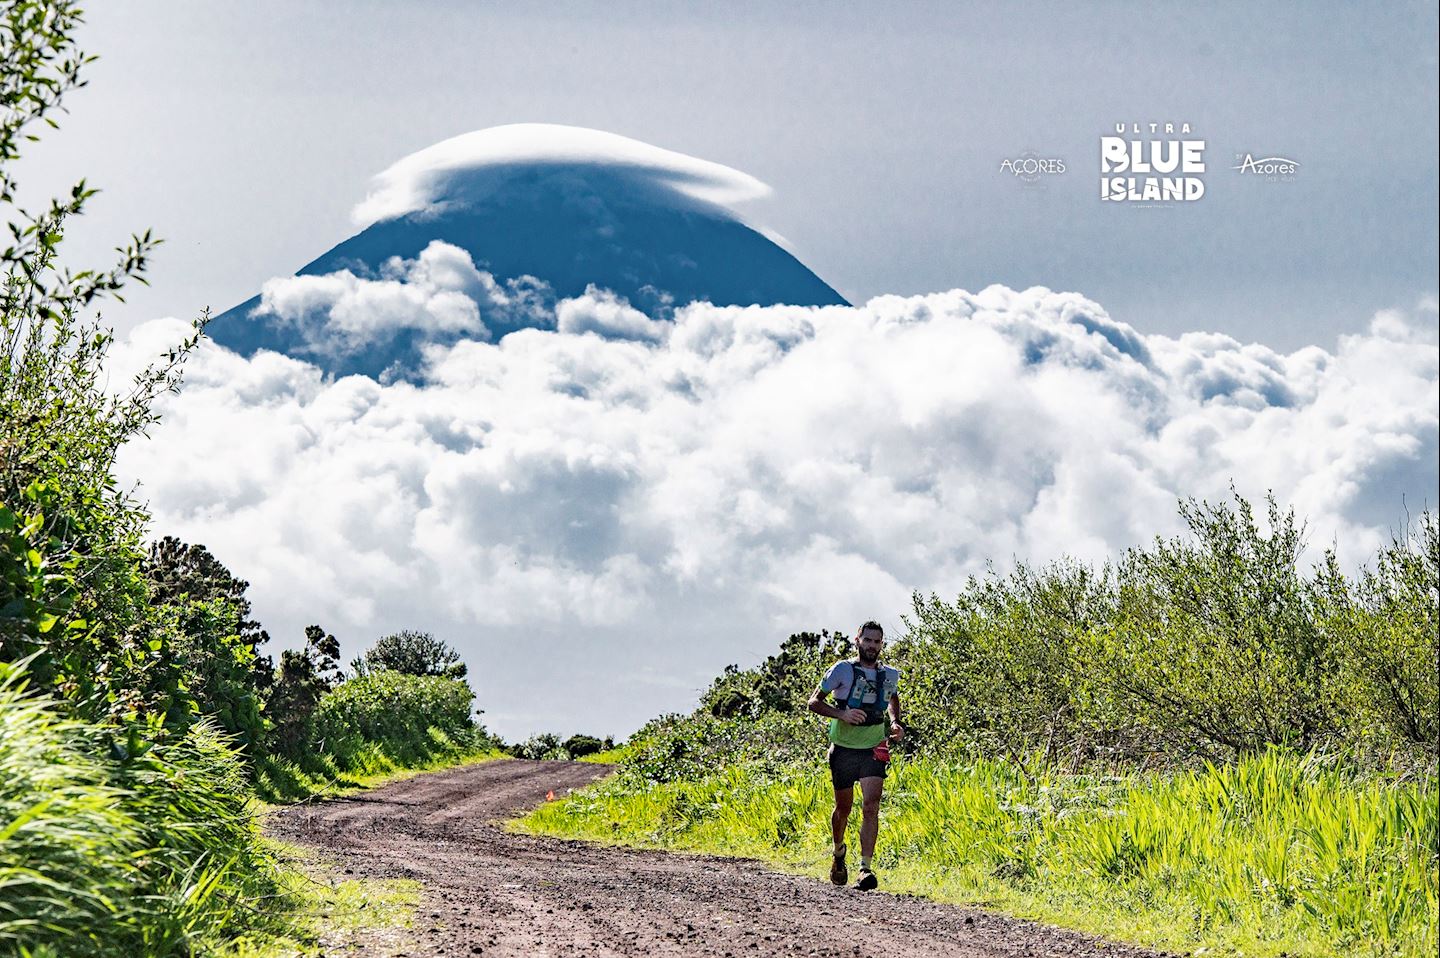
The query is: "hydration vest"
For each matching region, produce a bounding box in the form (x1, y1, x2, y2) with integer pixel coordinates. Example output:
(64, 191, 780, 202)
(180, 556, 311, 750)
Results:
(840, 662, 890, 727)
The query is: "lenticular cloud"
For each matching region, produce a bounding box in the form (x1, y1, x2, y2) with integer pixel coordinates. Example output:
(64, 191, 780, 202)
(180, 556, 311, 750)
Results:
(351, 123, 771, 228)
(114, 285, 1439, 738)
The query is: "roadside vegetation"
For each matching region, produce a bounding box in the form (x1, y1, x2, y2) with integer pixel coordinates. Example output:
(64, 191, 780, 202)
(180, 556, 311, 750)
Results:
(524, 499, 1439, 957)
(0, 6, 498, 955)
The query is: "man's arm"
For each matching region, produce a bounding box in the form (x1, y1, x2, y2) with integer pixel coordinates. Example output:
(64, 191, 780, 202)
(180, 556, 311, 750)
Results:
(887, 692, 904, 742)
(809, 683, 866, 725)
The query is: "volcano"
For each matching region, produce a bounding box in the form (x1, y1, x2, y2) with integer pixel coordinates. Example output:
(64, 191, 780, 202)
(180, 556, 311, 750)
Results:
(207, 124, 848, 380)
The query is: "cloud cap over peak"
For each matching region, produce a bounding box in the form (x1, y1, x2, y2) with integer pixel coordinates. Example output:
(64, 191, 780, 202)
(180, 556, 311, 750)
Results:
(352, 123, 772, 228)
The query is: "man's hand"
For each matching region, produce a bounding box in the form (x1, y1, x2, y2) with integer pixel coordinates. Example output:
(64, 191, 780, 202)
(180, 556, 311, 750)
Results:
(837, 708, 868, 725)
(889, 721, 905, 742)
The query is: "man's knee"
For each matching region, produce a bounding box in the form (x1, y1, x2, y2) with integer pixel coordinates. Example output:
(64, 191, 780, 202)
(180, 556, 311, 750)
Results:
(861, 795, 881, 816)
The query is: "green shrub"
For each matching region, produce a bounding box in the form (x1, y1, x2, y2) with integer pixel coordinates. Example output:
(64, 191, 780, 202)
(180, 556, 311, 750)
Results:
(900, 493, 1438, 766)
(0, 0, 206, 732)
(563, 734, 608, 758)
(1101, 494, 1337, 759)
(311, 670, 479, 770)
(512, 732, 568, 760)
(700, 630, 850, 719)
(898, 559, 1119, 762)
(622, 710, 825, 785)
(1323, 512, 1439, 750)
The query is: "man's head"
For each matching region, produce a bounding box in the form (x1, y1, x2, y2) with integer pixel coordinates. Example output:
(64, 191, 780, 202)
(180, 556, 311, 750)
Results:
(855, 620, 884, 665)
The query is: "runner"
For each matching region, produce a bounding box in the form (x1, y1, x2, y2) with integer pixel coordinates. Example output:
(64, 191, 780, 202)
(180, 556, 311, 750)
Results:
(807, 620, 903, 891)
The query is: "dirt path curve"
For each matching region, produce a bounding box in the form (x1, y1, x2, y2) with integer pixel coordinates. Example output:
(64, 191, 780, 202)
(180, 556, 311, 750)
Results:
(267, 759, 1171, 958)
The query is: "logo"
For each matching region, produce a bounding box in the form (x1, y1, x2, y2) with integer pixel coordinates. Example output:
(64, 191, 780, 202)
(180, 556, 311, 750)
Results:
(1100, 122, 1206, 203)
(999, 151, 1066, 190)
(1233, 153, 1299, 182)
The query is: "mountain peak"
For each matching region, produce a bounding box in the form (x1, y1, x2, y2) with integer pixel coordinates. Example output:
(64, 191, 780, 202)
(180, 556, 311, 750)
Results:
(209, 126, 847, 380)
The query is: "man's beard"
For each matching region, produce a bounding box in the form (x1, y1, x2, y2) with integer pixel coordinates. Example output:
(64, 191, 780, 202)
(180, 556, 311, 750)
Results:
(858, 649, 879, 665)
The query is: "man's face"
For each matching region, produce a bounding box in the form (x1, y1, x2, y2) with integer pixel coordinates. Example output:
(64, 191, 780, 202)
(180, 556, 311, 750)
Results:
(856, 628, 883, 664)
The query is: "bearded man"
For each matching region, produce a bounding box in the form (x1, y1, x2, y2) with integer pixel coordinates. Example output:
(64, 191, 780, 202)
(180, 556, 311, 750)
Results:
(807, 620, 903, 891)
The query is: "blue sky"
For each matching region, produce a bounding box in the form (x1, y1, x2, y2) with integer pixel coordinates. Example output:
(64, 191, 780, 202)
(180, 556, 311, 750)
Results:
(22, 0, 1437, 351)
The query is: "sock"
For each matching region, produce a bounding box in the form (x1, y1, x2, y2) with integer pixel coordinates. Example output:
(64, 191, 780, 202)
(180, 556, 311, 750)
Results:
(833, 841, 845, 857)
(861, 855, 873, 871)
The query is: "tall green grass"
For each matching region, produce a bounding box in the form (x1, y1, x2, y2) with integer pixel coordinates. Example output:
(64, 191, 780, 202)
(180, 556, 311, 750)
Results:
(0, 662, 280, 957)
(520, 749, 1438, 957)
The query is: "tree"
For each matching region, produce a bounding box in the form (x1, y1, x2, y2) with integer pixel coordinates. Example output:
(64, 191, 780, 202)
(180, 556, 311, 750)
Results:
(562, 734, 606, 758)
(700, 630, 849, 719)
(145, 537, 270, 651)
(0, 1, 205, 727)
(356, 629, 467, 679)
(142, 536, 272, 748)
(265, 625, 341, 757)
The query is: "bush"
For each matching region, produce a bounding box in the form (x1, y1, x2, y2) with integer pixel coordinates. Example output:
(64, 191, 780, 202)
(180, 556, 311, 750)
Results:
(621, 710, 826, 785)
(1324, 512, 1439, 750)
(900, 492, 1438, 767)
(311, 669, 480, 770)
(563, 734, 607, 758)
(1100, 494, 1336, 759)
(898, 559, 1119, 762)
(512, 733, 567, 760)
(0, 0, 206, 731)
(700, 630, 850, 719)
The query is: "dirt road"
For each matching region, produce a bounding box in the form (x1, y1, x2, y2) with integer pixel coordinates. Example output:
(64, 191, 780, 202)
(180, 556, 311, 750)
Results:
(266, 760, 1170, 958)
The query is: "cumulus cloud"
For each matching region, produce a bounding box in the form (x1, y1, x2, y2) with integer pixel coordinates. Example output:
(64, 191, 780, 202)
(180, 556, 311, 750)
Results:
(114, 290, 1439, 740)
(254, 240, 551, 359)
(556, 286, 670, 342)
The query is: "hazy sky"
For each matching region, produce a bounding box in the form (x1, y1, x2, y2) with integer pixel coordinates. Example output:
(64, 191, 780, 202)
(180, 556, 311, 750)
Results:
(21, 0, 1438, 351)
(19, 2, 1439, 739)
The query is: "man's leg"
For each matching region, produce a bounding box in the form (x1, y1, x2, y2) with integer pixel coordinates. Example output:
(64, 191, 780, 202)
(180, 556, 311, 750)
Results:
(829, 785, 853, 884)
(856, 775, 884, 888)
(831, 786, 853, 848)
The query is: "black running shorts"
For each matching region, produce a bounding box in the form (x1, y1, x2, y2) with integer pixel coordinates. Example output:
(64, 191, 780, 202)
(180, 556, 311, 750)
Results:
(828, 743, 888, 789)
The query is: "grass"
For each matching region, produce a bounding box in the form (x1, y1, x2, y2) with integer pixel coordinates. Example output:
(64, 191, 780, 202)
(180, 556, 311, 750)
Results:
(517, 749, 1438, 958)
(254, 731, 506, 804)
(0, 665, 281, 958)
(0, 657, 502, 956)
(219, 840, 421, 958)
(577, 743, 634, 764)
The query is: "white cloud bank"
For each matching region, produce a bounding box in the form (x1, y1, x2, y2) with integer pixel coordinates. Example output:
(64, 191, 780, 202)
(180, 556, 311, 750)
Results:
(114, 283, 1439, 739)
